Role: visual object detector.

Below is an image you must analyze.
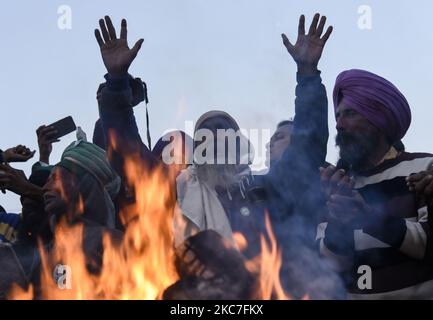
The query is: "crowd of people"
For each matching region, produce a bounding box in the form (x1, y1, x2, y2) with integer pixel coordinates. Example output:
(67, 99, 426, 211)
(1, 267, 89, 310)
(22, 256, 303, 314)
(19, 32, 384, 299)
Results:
(1, 13, 433, 300)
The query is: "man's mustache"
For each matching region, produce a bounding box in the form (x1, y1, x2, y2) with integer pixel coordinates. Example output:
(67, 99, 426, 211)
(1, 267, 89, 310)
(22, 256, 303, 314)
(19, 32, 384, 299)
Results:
(335, 131, 362, 146)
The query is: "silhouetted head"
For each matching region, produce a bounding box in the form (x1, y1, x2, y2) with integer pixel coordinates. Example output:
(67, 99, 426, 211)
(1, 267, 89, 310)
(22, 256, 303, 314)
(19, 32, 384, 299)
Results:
(152, 130, 193, 175)
(266, 120, 293, 167)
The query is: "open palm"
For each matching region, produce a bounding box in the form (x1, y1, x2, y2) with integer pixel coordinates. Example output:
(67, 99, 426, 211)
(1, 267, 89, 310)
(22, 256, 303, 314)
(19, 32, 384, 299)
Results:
(282, 14, 333, 73)
(95, 16, 144, 76)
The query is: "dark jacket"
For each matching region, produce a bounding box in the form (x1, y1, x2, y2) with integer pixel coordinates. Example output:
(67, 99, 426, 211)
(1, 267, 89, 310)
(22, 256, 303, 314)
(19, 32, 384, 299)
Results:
(266, 72, 329, 241)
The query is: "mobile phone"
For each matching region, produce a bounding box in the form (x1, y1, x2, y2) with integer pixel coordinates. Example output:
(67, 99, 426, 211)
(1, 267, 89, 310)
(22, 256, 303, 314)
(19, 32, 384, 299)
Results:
(48, 116, 77, 140)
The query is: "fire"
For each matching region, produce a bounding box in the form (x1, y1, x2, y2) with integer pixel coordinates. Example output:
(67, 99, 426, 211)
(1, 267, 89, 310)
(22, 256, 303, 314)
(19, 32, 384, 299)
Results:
(233, 232, 248, 252)
(256, 214, 289, 300)
(10, 153, 180, 300)
(9, 144, 295, 300)
(244, 213, 290, 300)
(8, 283, 33, 300)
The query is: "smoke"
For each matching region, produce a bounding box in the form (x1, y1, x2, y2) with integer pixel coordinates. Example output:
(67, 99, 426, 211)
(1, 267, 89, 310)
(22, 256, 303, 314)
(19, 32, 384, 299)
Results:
(263, 120, 348, 299)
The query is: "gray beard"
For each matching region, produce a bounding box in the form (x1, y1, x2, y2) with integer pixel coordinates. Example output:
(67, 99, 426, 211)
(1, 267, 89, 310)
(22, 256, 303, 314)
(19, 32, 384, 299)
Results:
(196, 164, 246, 188)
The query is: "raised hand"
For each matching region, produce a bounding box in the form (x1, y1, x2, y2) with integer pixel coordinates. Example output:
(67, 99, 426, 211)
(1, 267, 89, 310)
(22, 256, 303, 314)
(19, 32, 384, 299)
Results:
(3, 145, 35, 163)
(36, 125, 59, 164)
(95, 16, 144, 76)
(282, 14, 333, 75)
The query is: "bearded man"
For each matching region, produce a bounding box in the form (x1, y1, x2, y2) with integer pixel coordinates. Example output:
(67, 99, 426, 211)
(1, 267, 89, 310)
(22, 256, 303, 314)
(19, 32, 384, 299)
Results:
(176, 110, 264, 258)
(317, 69, 433, 299)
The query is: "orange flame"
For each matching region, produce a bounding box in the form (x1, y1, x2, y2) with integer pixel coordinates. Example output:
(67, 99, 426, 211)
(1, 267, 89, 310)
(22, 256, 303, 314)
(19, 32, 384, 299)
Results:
(8, 283, 34, 300)
(9, 135, 295, 300)
(10, 151, 181, 300)
(244, 213, 290, 300)
(257, 213, 289, 300)
(233, 232, 248, 252)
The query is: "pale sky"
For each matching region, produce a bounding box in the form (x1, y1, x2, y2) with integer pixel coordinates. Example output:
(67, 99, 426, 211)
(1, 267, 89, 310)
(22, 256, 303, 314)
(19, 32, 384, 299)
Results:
(1, 0, 432, 211)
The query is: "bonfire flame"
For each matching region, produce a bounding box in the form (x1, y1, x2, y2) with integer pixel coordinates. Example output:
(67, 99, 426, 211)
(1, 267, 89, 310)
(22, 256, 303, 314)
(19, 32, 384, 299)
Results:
(9, 146, 293, 300)
(257, 213, 289, 300)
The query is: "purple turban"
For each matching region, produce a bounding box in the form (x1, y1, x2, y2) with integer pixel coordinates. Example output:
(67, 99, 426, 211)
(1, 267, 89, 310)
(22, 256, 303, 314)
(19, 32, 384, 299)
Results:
(333, 69, 411, 142)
